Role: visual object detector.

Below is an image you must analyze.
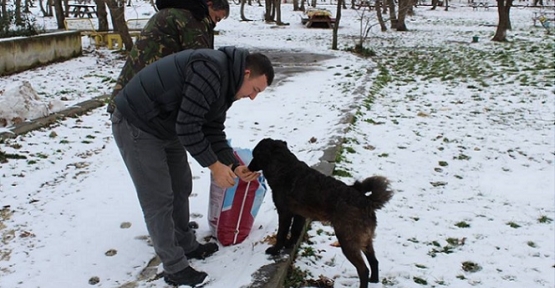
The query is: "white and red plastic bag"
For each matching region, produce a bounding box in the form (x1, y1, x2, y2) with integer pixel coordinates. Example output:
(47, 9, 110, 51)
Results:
(208, 147, 267, 246)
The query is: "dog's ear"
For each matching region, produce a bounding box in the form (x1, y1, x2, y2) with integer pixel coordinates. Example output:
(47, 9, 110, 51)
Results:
(276, 140, 288, 148)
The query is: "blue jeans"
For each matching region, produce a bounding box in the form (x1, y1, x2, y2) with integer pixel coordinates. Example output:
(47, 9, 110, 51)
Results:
(111, 109, 199, 274)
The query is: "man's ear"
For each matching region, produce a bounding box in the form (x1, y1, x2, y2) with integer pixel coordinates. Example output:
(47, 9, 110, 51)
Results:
(244, 69, 251, 80)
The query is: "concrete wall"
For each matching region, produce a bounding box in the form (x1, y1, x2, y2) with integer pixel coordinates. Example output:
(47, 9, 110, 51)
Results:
(0, 31, 82, 76)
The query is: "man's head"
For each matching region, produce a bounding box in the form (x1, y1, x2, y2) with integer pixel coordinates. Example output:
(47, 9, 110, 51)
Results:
(235, 53, 275, 101)
(207, 0, 230, 25)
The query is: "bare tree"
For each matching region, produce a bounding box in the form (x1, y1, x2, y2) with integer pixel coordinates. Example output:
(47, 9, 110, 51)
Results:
(94, 0, 109, 31)
(273, 0, 287, 25)
(332, 0, 343, 50)
(396, 0, 409, 30)
(386, 0, 397, 28)
(15, 0, 22, 25)
(105, 0, 134, 50)
(240, 0, 252, 21)
(52, 0, 65, 29)
(292, 0, 302, 11)
(431, 0, 438, 10)
(1, 0, 7, 20)
(39, 0, 54, 16)
(264, 0, 274, 22)
(492, 0, 513, 41)
(24, 0, 32, 12)
(375, 0, 386, 31)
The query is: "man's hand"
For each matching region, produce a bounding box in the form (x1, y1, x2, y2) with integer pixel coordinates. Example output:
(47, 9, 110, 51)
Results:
(209, 161, 236, 188)
(233, 165, 260, 182)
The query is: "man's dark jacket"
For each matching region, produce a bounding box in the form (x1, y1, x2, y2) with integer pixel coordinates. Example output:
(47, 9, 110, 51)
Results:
(114, 46, 247, 168)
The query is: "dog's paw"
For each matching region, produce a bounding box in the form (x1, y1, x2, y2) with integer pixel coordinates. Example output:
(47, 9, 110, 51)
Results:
(265, 246, 281, 255)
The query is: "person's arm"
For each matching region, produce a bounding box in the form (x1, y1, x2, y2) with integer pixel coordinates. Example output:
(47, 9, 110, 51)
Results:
(175, 60, 235, 188)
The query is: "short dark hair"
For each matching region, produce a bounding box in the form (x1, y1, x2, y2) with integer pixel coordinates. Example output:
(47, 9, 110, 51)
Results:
(246, 53, 274, 86)
(209, 0, 230, 18)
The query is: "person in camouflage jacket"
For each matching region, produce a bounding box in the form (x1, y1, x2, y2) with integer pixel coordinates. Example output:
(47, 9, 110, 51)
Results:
(107, 0, 230, 113)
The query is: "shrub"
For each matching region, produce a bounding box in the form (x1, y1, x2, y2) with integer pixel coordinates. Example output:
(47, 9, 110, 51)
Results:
(0, 8, 45, 39)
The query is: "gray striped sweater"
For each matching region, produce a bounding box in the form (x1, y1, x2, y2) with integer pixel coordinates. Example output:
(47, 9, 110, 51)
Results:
(114, 46, 247, 168)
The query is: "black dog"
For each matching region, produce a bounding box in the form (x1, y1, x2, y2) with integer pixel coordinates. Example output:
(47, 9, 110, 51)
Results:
(248, 138, 393, 288)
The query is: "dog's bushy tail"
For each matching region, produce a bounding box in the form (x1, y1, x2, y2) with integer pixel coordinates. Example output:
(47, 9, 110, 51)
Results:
(351, 176, 393, 210)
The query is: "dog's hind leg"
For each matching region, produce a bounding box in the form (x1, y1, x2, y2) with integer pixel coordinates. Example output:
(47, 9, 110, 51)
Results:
(285, 215, 306, 248)
(363, 240, 379, 283)
(266, 210, 294, 255)
(336, 231, 370, 288)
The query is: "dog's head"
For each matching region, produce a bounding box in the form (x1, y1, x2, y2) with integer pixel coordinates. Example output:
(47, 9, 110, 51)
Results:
(248, 138, 289, 172)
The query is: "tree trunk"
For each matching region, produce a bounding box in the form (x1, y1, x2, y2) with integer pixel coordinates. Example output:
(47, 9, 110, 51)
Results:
(1, 0, 7, 20)
(492, 0, 513, 41)
(240, 0, 252, 21)
(397, 0, 409, 31)
(24, 0, 31, 12)
(387, 0, 397, 28)
(444, 0, 448, 11)
(15, 0, 22, 25)
(105, 0, 133, 50)
(264, 0, 274, 22)
(53, 0, 64, 29)
(332, 0, 342, 50)
(376, 0, 386, 31)
(39, 0, 53, 16)
(431, 0, 437, 10)
(407, 0, 415, 16)
(293, 0, 301, 11)
(274, 0, 288, 25)
(95, 0, 109, 31)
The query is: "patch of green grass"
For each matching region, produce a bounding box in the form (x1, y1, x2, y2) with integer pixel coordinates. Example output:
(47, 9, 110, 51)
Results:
(538, 215, 553, 223)
(381, 276, 396, 286)
(333, 169, 352, 177)
(461, 261, 481, 273)
(455, 221, 470, 228)
(345, 146, 356, 154)
(507, 221, 521, 229)
(454, 153, 471, 160)
(408, 237, 419, 244)
(284, 265, 312, 288)
(36, 153, 48, 159)
(413, 276, 428, 285)
(527, 241, 537, 248)
(435, 279, 447, 285)
(0, 151, 27, 163)
(300, 246, 319, 258)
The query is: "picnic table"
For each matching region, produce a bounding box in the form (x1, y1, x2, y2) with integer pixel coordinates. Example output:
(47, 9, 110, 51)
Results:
(301, 8, 336, 29)
(68, 4, 97, 18)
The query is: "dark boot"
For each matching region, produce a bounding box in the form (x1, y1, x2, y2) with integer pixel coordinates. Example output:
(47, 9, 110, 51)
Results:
(185, 242, 219, 260)
(164, 266, 208, 287)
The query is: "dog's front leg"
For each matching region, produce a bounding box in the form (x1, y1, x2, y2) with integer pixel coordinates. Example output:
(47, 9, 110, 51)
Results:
(266, 210, 293, 255)
(284, 215, 306, 248)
